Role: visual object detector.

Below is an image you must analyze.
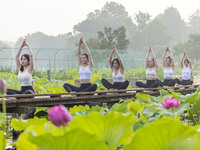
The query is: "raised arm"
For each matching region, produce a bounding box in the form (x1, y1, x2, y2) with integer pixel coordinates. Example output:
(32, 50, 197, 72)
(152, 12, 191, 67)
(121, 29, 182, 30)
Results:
(16, 40, 26, 69)
(151, 48, 158, 72)
(162, 47, 168, 68)
(82, 38, 94, 70)
(145, 46, 151, 68)
(113, 45, 124, 73)
(180, 51, 185, 68)
(109, 49, 114, 69)
(25, 40, 34, 73)
(185, 51, 192, 68)
(168, 48, 175, 70)
(78, 37, 83, 66)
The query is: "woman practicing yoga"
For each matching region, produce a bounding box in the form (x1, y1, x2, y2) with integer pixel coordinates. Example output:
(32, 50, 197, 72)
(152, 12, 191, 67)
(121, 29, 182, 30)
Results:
(175, 51, 193, 85)
(155, 46, 176, 87)
(101, 45, 129, 90)
(63, 37, 97, 92)
(136, 46, 159, 88)
(7, 39, 35, 95)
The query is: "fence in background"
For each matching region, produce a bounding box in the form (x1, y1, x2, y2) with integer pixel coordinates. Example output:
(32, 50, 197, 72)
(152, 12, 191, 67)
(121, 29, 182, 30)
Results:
(0, 47, 146, 71)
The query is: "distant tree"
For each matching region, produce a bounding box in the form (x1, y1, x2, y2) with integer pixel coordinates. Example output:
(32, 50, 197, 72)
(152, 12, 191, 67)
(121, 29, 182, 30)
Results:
(173, 34, 200, 68)
(86, 38, 100, 49)
(157, 6, 187, 44)
(15, 32, 77, 49)
(131, 12, 171, 51)
(73, 2, 136, 42)
(135, 11, 151, 32)
(97, 26, 129, 50)
(188, 9, 200, 34)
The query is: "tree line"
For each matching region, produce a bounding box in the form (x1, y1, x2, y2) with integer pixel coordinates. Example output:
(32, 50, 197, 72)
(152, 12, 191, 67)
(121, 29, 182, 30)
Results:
(1, 2, 200, 64)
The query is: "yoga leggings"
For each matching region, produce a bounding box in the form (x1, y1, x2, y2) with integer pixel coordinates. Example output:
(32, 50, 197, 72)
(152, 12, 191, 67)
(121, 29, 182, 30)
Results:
(136, 80, 158, 88)
(101, 78, 129, 90)
(7, 86, 35, 95)
(175, 78, 193, 85)
(155, 79, 176, 87)
(63, 83, 97, 93)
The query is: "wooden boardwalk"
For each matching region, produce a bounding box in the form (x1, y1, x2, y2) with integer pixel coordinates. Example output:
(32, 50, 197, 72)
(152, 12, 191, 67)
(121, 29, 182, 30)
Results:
(0, 84, 199, 109)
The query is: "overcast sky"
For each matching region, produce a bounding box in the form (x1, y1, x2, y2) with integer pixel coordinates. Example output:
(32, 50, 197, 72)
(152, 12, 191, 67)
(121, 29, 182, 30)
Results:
(0, 0, 199, 42)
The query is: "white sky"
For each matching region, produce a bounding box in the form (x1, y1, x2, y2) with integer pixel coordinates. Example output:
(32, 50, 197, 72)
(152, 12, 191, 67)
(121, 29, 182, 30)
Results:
(0, 0, 199, 42)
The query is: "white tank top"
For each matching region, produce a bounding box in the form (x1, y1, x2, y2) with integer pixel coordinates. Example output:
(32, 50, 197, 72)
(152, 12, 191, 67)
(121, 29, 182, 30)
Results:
(182, 66, 192, 80)
(79, 65, 92, 79)
(164, 68, 174, 78)
(112, 69, 124, 82)
(18, 69, 32, 86)
(146, 68, 157, 78)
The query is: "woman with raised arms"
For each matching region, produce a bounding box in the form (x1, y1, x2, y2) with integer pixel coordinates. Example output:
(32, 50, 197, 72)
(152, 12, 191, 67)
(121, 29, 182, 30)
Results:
(136, 46, 159, 88)
(175, 51, 193, 85)
(155, 46, 176, 87)
(101, 45, 129, 90)
(7, 39, 35, 95)
(63, 37, 97, 92)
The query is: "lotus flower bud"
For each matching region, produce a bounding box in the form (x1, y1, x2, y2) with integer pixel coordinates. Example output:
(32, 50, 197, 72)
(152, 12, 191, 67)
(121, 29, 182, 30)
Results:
(0, 80, 6, 95)
(48, 104, 72, 127)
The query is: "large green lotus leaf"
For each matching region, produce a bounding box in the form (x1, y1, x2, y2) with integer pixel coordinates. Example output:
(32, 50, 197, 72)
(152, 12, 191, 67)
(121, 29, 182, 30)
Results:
(127, 100, 144, 115)
(156, 103, 190, 117)
(68, 111, 135, 150)
(11, 117, 48, 131)
(110, 99, 132, 112)
(124, 117, 199, 150)
(28, 128, 106, 150)
(143, 102, 160, 117)
(185, 93, 200, 104)
(190, 99, 200, 117)
(0, 113, 6, 125)
(16, 130, 37, 150)
(0, 130, 7, 150)
(16, 124, 106, 150)
(135, 93, 155, 103)
(69, 105, 90, 115)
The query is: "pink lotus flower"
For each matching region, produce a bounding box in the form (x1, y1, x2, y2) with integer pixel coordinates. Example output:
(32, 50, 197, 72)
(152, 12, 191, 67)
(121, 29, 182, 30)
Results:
(48, 104, 72, 127)
(162, 97, 180, 109)
(0, 79, 6, 95)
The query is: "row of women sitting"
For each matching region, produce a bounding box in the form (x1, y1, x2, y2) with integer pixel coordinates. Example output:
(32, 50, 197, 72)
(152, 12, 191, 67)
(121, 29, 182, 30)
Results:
(6, 37, 193, 95)
(136, 46, 193, 88)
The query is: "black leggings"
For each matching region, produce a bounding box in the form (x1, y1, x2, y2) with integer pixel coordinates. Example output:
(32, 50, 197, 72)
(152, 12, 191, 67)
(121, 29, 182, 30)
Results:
(101, 78, 129, 90)
(7, 86, 35, 95)
(175, 78, 193, 85)
(156, 79, 176, 87)
(63, 83, 97, 93)
(136, 80, 158, 88)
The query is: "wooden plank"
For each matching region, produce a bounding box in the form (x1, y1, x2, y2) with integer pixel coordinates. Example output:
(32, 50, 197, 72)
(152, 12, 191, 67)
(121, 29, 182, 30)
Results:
(0, 92, 137, 108)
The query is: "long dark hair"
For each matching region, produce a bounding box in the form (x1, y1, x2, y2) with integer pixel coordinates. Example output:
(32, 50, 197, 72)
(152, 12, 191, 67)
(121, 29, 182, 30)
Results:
(81, 53, 88, 60)
(112, 58, 120, 67)
(184, 59, 189, 63)
(20, 54, 30, 72)
(166, 56, 172, 62)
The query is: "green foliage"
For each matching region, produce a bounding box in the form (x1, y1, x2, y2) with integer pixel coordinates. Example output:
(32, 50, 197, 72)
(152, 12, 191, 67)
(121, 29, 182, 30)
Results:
(157, 6, 187, 44)
(124, 68, 146, 80)
(97, 26, 130, 49)
(124, 117, 200, 150)
(174, 34, 200, 68)
(0, 130, 7, 150)
(110, 99, 132, 113)
(135, 93, 157, 103)
(68, 112, 136, 150)
(11, 117, 48, 131)
(188, 9, 200, 34)
(17, 124, 107, 150)
(73, 1, 136, 42)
